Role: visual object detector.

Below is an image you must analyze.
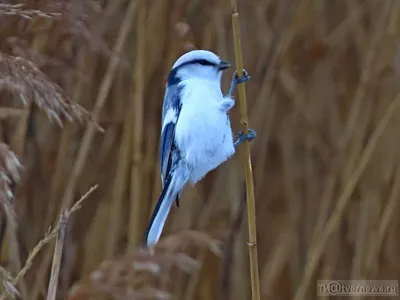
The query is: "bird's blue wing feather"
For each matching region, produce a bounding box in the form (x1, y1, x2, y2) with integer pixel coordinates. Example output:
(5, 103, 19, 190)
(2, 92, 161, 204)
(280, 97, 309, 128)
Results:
(143, 84, 183, 247)
(160, 123, 175, 184)
(160, 84, 182, 186)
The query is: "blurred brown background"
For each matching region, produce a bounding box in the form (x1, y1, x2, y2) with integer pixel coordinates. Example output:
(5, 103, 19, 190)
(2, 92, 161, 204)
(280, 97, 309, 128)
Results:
(0, 0, 400, 299)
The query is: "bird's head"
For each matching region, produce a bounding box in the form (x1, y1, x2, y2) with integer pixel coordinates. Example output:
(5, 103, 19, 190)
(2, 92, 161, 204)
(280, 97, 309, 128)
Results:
(167, 50, 230, 85)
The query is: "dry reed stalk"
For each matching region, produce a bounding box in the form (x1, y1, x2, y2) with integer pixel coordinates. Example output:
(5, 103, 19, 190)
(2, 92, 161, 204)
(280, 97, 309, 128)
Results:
(4, 26, 40, 294)
(337, 3, 392, 154)
(44, 47, 90, 232)
(345, 1, 367, 51)
(102, 0, 132, 260)
(230, 2, 261, 300)
(0, 227, 57, 300)
(26, 1, 136, 294)
(349, 101, 374, 280)
(137, 0, 167, 228)
(295, 87, 400, 298)
(0, 266, 18, 299)
(324, 1, 369, 46)
(29, 53, 94, 300)
(46, 184, 97, 300)
(218, 192, 246, 300)
(0, 185, 97, 300)
(141, 118, 159, 237)
(0, 109, 24, 120)
(59, 0, 137, 213)
(6, 109, 28, 298)
(261, 227, 291, 298)
(365, 166, 400, 273)
(351, 186, 373, 280)
(105, 92, 131, 259)
(248, 1, 295, 203)
(181, 164, 238, 300)
(281, 118, 303, 291)
(36, 1, 138, 282)
(149, 0, 176, 212)
(5, 18, 89, 297)
(294, 2, 394, 299)
(46, 212, 67, 300)
(128, 0, 145, 252)
(24, 1, 125, 292)
(103, 28, 131, 259)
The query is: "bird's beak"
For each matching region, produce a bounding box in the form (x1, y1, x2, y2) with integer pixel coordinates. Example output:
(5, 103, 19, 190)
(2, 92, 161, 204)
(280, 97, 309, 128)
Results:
(218, 60, 231, 71)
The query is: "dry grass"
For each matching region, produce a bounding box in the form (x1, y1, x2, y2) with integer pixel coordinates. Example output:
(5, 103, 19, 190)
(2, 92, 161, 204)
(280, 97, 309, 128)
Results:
(0, 185, 97, 300)
(0, 53, 88, 125)
(68, 231, 221, 300)
(1, 0, 400, 300)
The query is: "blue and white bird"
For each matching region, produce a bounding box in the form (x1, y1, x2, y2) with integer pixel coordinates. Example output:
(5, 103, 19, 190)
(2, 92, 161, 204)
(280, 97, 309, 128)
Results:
(144, 49, 256, 247)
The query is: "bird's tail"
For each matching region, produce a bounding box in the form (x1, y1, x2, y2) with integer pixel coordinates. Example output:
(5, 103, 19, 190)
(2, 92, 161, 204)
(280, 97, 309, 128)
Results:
(144, 164, 188, 247)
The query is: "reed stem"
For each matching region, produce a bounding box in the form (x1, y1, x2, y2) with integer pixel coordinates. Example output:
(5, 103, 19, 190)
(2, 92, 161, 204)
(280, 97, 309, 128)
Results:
(230, 2, 261, 300)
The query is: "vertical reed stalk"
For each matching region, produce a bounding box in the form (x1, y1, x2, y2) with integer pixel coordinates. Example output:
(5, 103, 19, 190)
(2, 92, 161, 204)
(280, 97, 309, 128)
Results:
(105, 97, 132, 258)
(230, 2, 261, 300)
(60, 0, 138, 212)
(128, 0, 145, 252)
(46, 212, 67, 300)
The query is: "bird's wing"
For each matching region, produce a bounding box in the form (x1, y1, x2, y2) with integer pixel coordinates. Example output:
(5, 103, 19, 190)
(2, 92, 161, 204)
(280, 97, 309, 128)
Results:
(160, 84, 182, 186)
(143, 85, 183, 247)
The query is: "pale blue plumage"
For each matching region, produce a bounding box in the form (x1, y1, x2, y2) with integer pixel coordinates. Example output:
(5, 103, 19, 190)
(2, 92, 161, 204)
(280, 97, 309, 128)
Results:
(144, 50, 254, 247)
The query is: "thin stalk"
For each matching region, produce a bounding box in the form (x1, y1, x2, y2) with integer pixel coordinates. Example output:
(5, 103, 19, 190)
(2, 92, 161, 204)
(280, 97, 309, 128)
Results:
(230, 2, 261, 300)
(60, 0, 137, 212)
(46, 212, 67, 300)
(128, 0, 145, 252)
(294, 93, 400, 300)
(0, 185, 97, 300)
(105, 93, 132, 259)
(294, 2, 394, 299)
(28, 4, 138, 297)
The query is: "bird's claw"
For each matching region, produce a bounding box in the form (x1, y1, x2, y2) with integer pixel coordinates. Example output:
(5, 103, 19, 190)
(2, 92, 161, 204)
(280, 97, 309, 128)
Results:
(233, 129, 256, 147)
(233, 69, 251, 84)
(227, 69, 251, 98)
(238, 129, 256, 141)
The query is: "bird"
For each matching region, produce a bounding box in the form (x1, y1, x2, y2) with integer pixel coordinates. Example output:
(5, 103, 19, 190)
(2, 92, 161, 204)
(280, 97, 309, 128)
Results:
(144, 49, 256, 248)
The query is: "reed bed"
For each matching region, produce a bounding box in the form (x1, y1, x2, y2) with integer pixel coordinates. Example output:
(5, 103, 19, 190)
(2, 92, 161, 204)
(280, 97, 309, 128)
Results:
(0, 0, 400, 299)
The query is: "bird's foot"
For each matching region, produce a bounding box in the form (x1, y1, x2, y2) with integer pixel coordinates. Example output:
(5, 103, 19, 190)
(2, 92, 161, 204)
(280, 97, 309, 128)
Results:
(233, 129, 256, 147)
(234, 69, 251, 84)
(227, 69, 251, 98)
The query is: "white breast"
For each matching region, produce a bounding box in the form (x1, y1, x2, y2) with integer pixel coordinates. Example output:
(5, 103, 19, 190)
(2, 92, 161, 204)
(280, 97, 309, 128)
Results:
(175, 79, 235, 184)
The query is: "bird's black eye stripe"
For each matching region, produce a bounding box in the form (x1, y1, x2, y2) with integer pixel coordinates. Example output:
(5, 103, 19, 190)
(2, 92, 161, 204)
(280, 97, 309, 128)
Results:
(191, 59, 217, 67)
(180, 59, 217, 68)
